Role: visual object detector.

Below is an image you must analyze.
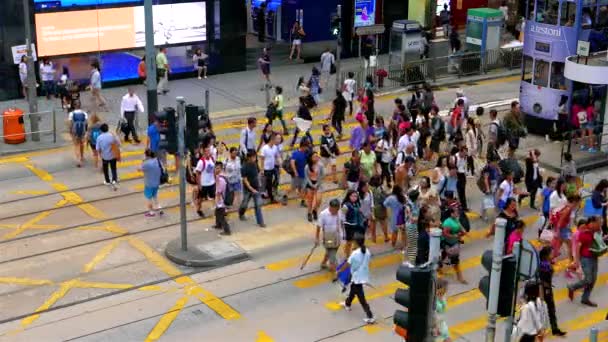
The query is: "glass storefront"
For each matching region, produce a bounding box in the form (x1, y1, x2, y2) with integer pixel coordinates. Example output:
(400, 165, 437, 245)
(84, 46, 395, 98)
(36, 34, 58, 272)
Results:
(0, 0, 246, 101)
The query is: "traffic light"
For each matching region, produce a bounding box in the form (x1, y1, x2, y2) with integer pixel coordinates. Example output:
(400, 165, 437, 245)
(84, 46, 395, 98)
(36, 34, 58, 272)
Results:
(156, 107, 177, 154)
(185, 104, 199, 153)
(394, 265, 434, 342)
(478, 250, 517, 317)
(331, 15, 341, 36)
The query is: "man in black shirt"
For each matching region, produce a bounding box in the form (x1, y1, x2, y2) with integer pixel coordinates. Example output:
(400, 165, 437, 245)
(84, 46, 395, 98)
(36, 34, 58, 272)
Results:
(238, 150, 266, 227)
(331, 90, 347, 138)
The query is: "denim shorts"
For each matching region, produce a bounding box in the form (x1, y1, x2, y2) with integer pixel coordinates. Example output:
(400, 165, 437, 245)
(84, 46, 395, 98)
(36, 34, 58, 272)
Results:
(228, 181, 242, 192)
(559, 227, 572, 240)
(144, 186, 159, 200)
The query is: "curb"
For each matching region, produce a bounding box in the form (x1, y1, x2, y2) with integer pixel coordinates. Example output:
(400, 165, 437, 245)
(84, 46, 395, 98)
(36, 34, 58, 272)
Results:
(165, 234, 250, 268)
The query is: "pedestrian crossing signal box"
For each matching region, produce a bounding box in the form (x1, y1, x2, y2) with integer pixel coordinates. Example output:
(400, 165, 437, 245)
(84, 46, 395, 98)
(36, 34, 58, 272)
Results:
(393, 265, 434, 342)
(155, 108, 177, 155)
(478, 250, 517, 317)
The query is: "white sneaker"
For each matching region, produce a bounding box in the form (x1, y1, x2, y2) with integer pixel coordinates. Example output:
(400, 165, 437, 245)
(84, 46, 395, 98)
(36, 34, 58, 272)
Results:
(339, 302, 351, 311)
(198, 76, 202, 80)
(204, 76, 208, 79)
(364, 317, 376, 324)
(402, 261, 414, 268)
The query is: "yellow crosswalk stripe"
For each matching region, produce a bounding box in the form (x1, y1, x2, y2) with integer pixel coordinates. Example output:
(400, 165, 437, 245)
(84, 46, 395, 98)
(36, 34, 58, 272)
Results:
(450, 269, 608, 338)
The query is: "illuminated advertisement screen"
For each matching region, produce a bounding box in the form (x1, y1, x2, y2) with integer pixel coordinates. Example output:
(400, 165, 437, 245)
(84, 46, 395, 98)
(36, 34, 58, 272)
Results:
(354, 0, 376, 27)
(34, 0, 139, 11)
(35, 2, 206, 56)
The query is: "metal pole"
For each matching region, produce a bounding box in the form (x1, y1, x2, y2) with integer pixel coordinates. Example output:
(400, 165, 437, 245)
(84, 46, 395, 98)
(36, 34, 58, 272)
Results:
(205, 89, 210, 115)
(176, 97, 188, 251)
(504, 241, 523, 342)
(590, 327, 599, 342)
(145, 0, 158, 125)
(334, 5, 342, 93)
(265, 84, 270, 107)
(429, 228, 442, 268)
(485, 217, 507, 342)
(52, 109, 56, 143)
(23, 0, 39, 142)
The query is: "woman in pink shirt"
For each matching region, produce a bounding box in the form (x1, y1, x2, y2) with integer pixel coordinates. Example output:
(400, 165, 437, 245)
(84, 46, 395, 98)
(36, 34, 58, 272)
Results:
(506, 219, 525, 254)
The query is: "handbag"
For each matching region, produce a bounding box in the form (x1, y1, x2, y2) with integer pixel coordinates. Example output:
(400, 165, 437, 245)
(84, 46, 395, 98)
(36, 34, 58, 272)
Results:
(158, 159, 169, 185)
(445, 243, 460, 256)
(330, 63, 337, 75)
(110, 137, 121, 162)
(539, 227, 554, 243)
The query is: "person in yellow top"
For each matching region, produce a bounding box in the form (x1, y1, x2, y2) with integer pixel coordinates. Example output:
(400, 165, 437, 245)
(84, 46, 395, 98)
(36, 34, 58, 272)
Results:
(156, 47, 170, 95)
(271, 86, 288, 134)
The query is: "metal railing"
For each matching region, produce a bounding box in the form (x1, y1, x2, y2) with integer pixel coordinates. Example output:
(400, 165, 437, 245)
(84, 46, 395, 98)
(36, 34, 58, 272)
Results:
(0, 109, 58, 144)
(559, 122, 608, 168)
(338, 46, 523, 91)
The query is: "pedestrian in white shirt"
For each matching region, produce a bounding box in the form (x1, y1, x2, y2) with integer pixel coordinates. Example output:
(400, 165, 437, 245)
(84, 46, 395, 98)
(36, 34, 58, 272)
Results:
(315, 199, 344, 276)
(516, 281, 548, 341)
(338, 235, 375, 324)
(320, 48, 335, 88)
(240, 117, 257, 158)
(342, 72, 357, 116)
(259, 133, 281, 203)
(40, 58, 55, 99)
(19, 55, 28, 98)
(120, 88, 144, 143)
(194, 146, 216, 218)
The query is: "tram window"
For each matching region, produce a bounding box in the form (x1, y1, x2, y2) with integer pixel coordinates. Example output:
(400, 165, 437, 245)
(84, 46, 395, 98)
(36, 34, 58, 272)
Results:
(522, 56, 533, 83)
(582, 7, 595, 28)
(533, 59, 549, 87)
(535, 0, 559, 23)
(599, 5, 608, 28)
(550, 62, 566, 89)
(560, 1, 577, 26)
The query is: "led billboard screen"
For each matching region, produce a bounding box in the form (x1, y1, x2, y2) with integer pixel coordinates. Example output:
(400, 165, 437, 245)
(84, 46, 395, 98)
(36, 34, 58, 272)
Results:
(35, 2, 206, 56)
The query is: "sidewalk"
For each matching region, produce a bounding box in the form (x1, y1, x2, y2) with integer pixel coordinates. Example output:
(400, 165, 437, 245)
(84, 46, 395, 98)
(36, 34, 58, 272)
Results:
(0, 52, 520, 156)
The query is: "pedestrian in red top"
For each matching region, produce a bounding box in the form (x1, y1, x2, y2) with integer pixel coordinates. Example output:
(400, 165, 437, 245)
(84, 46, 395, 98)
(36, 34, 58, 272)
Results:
(506, 219, 525, 254)
(567, 216, 601, 307)
(137, 56, 146, 84)
(450, 98, 464, 139)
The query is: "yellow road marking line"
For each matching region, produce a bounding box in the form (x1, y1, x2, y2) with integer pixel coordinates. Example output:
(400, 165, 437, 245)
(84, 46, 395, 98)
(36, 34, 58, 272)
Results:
(362, 323, 387, 334)
(82, 238, 125, 273)
(294, 253, 403, 289)
(580, 330, 608, 342)
(9, 190, 50, 196)
(560, 309, 607, 336)
(19, 279, 78, 328)
(1, 211, 60, 240)
(0, 156, 29, 164)
(22, 163, 53, 182)
(77, 224, 128, 235)
(256, 330, 275, 342)
(0, 277, 53, 286)
(144, 295, 190, 342)
(127, 237, 241, 320)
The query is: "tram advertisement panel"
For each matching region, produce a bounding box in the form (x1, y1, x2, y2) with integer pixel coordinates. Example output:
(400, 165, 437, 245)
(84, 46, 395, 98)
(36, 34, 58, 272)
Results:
(523, 22, 577, 61)
(521, 21, 576, 120)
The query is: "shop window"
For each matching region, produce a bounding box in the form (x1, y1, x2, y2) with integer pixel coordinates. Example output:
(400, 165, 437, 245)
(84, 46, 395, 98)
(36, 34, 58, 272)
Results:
(550, 62, 566, 89)
(522, 56, 533, 83)
(560, 1, 577, 26)
(533, 59, 549, 87)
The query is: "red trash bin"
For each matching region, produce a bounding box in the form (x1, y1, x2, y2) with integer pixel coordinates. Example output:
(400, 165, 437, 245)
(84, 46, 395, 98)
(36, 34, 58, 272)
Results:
(3, 108, 26, 144)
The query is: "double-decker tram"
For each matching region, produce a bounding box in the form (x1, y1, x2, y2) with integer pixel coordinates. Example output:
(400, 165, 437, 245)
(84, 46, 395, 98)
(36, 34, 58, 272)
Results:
(521, 0, 608, 135)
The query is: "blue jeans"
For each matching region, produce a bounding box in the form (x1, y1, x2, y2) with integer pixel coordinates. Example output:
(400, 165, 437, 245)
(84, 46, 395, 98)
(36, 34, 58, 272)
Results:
(238, 190, 264, 225)
(568, 256, 598, 302)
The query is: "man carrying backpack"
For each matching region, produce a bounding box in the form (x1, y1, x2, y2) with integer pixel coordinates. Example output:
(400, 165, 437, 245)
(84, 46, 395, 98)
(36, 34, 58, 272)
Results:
(68, 101, 88, 167)
(214, 162, 231, 236)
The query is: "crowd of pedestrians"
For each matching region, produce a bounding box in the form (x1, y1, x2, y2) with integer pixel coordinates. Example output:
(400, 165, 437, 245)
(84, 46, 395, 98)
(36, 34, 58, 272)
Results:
(54, 47, 608, 337)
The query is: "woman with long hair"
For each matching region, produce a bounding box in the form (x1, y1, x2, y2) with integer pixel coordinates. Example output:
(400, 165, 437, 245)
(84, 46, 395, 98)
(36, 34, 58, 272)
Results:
(375, 131, 392, 188)
(305, 152, 324, 222)
(517, 281, 547, 341)
(358, 180, 374, 241)
(384, 185, 406, 249)
(337, 235, 375, 324)
(192, 47, 208, 79)
(341, 190, 364, 257)
(464, 117, 478, 176)
(257, 123, 273, 152)
(225, 147, 243, 209)
(441, 206, 468, 284)
(289, 21, 305, 61)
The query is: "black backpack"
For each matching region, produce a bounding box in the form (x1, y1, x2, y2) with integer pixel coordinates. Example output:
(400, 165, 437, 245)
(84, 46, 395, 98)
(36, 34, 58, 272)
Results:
(493, 122, 508, 146)
(220, 175, 234, 206)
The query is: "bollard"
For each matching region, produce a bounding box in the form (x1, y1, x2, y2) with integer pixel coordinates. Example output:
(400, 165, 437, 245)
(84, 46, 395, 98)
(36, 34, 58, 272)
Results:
(205, 89, 210, 114)
(590, 327, 598, 342)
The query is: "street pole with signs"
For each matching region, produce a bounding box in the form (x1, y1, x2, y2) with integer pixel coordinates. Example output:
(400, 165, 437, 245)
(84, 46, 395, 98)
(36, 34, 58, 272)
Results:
(22, 0, 39, 141)
(334, 5, 342, 93)
(144, 0, 158, 123)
